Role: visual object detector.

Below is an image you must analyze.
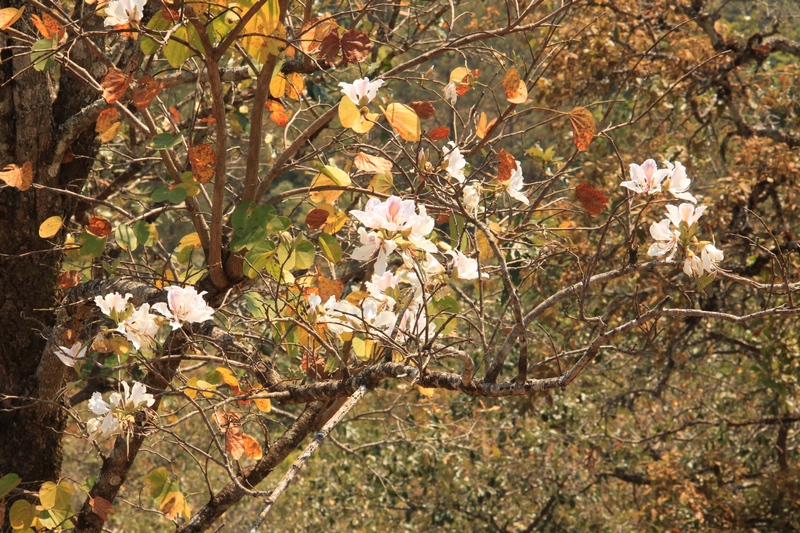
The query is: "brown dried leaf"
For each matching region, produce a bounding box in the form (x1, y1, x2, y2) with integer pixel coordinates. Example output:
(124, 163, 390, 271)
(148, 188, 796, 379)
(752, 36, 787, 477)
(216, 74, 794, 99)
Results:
(0, 161, 33, 191)
(306, 208, 330, 229)
(340, 29, 370, 65)
(497, 148, 516, 182)
(89, 496, 115, 521)
(299, 17, 338, 54)
(317, 274, 343, 302)
(318, 30, 340, 64)
(568, 106, 595, 151)
(133, 76, 161, 109)
(407, 101, 435, 120)
(575, 183, 607, 215)
(86, 216, 112, 237)
(95, 108, 119, 133)
(57, 270, 81, 289)
(188, 143, 216, 184)
(428, 125, 450, 142)
(242, 433, 263, 460)
(101, 67, 133, 105)
(354, 153, 393, 173)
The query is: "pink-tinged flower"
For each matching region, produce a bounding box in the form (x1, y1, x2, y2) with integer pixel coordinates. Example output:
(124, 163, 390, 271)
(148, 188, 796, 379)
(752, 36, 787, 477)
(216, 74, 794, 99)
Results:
(351, 228, 398, 275)
(647, 219, 680, 260)
(94, 292, 133, 320)
(55, 342, 88, 367)
(622, 159, 671, 195)
(117, 303, 161, 350)
(361, 298, 397, 333)
(462, 184, 481, 216)
(446, 250, 487, 280)
(407, 204, 437, 253)
(665, 161, 696, 203)
(153, 286, 215, 330)
(366, 271, 402, 307)
(443, 82, 458, 105)
(701, 243, 724, 273)
(665, 203, 707, 228)
(397, 306, 436, 341)
(339, 77, 385, 105)
(683, 253, 704, 277)
(442, 142, 466, 183)
(104, 0, 146, 26)
(351, 196, 418, 232)
(503, 160, 529, 205)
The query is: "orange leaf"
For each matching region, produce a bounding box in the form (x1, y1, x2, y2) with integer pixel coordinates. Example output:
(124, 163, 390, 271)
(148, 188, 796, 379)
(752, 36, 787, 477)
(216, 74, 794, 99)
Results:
(340, 29, 370, 65)
(353, 153, 393, 173)
(57, 270, 81, 289)
(503, 67, 521, 99)
(428, 125, 450, 142)
(455, 74, 472, 96)
(86, 216, 112, 237)
(188, 144, 216, 184)
(568, 106, 595, 151)
(317, 274, 343, 302)
(306, 208, 329, 229)
(89, 496, 115, 521)
(408, 100, 435, 120)
(497, 148, 516, 182)
(381, 103, 421, 142)
(101, 67, 133, 105)
(133, 76, 161, 109)
(242, 433, 263, 460)
(199, 117, 216, 123)
(95, 108, 119, 133)
(31, 13, 63, 39)
(285, 72, 305, 100)
(97, 122, 121, 143)
(270, 110, 289, 127)
(169, 107, 181, 123)
(0, 161, 33, 191)
(575, 183, 607, 215)
(264, 99, 285, 113)
(476, 112, 497, 139)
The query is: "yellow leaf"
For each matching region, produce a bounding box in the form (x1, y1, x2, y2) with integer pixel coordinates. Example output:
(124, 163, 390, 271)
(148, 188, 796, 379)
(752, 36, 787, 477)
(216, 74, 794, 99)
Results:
(381, 103, 420, 142)
(239, 0, 280, 63)
(0, 161, 33, 191)
(323, 211, 348, 235)
(354, 152, 393, 173)
(368, 172, 394, 195)
(449, 67, 469, 83)
(254, 396, 272, 412)
(97, 121, 122, 143)
(416, 385, 435, 398)
(39, 215, 63, 239)
(178, 232, 201, 251)
(310, 165, 351, 204)
(214, 367, 240, 389)
(0, 6, 25, 30)
(285, 72, 305, 99)
(242, 433, 263, 459)
(159, 491, 189, 520)
(338, 95, 376, 133)
(269, 73, 286, 99)
(476, 112, 497, 139)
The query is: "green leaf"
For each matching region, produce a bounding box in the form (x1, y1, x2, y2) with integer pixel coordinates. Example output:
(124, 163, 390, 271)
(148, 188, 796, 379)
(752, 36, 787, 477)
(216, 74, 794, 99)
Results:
(79, 231, 106, 259)
(37, 505, 73, 530)
(168, 187, 188, 204)
(9, 499, 35, 530)
(144, 467, 169, 500)
(164, 24, 201, 68)
(31, 38, 55, 71)
(318, 233, 343, 263)
(152, 186, 172, 202)
(150, 132, 184, 150)
(231, 201, 258, 237)
(115, 225, 138, 251)
(245, 292, 268, 319)
(0, 473, 20, 499)
(231, 203, 277, 252)
(313, 162, 351, 187)
(39, 480, 72, 510)
(133, 220, 158, 248)
(293, 239, 316, 270)
(140, 11, 172, 55)
(244, 240, 276, 278)
(266, 216, 291, 234)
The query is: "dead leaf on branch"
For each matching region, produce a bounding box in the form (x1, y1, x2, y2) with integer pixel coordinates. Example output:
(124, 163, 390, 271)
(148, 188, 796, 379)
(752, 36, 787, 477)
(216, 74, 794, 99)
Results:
(101, 67, 133, 105)
(497, 148, 516, 182)
(0, 161, 33, 191)
(408, 100, 435, 120)
(86, 216, 112, 237)
(428, 126, 450, 142)
(31, 12, 64, 40)
(353, 152, 393, 173)
(575, 183, 607, 215)
(133, 76, 161, 109)
(188, 143, 216, 184)
(341, 29, 370, 65)
(568, 106, 595, 151)
(89, 496, 115, 521)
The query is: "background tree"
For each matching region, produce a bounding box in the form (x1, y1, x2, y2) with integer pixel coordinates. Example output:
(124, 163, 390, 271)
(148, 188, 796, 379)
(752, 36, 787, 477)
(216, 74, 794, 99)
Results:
(0, 0, 798, 531)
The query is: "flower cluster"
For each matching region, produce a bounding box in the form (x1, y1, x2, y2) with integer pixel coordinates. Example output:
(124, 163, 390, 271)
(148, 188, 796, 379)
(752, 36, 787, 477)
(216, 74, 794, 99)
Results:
(86, 381, 154, 441)
(627, 159, 724, 281)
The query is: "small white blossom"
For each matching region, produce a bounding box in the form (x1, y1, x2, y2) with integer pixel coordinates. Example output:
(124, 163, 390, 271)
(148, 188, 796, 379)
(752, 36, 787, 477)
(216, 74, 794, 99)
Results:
(339, 77, 385, 105)
(443, 82, 458, 105)
(87, 412, 120, 441)
(351, 228, 398, 275)
(647, 219, 680, 260)
(665, 161, 697, 203)
(503, 160, 529, 205)
(88, 392, 111, 416)
(665, 203, 706, 228)
(94, 292, 133, 320)
(55, 342, 88, 367)
(683, 253, 704, 277)
(104, 0, 146, 26)
(622, 159, 671, 195)
(701, 243, 724, 273)
(117, 303, 161, 350)
(446, 250, 487, 280)
(462, 184, 481, 217)
(121, 381, 155, 410)
(442, 142, 466, 183)
(153, 286, 215, 330)
(366, 271, 402, 308)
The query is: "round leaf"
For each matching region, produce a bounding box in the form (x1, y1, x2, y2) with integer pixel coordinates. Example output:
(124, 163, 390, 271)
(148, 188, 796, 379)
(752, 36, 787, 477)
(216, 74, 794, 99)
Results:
(39, 215, 63, 239)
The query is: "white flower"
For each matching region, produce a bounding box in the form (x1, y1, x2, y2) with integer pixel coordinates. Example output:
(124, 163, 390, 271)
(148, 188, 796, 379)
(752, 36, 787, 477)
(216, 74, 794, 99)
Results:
(121, 381, 155, 410)
(442, 142, 466, 183)
(683, 254, 704, 277)
(117, 303, 161, 350)
(462, 184, 481, 216)
(361, 298, 397, 333)
(153, 286, 215, 330)
(87, 412, 120, 441)
(88, 392, 111, 415)
(351, 196, 417, 232)
(446, 250, 487, 280)
(665, 161, 696, 203)
(324, 297, 359, 335)
(339, 77, 384, 105)
(701, 243, 724, 273)
(104, 0, 146, 26)
(407, 204, 437, 254)
(421, 252, 445, 277)
(622, 159, 671, 195)
(503, 160, 529, 205)
(351, 228, 398, 275)
(397, 306, 436, 341)
(443, 82, 458, 105)
(665, 203, 707, 228)
(647, 219, 680, 260)
(55, 342, 88, 367)
(94, 292, 132, 320)
(366, 271, 401, 308)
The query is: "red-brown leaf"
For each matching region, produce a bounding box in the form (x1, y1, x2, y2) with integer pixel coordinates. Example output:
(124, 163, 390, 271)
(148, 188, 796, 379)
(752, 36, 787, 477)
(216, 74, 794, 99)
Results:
(188, 144, 216, 184)
(89, 496, 115, 521)
(318, 31, 340, 64)
(568, 107, 595, 151)
(57, 270, 81, 289)
(497, 148, 516, 182)
(575, 183, 607, 215)
(86, 216, 112, 237)
(132, 76, 161, 110)
(408, 101, 435, 120)
(428, 126, 450, 142)
(306, 208, 329, 229)
(340, 29, 371, 65)
(101, 67, 133, 105)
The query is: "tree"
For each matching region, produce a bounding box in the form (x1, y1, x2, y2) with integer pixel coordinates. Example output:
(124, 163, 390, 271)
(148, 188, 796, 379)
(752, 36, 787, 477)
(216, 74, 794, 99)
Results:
(0, 0, 798, 531)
